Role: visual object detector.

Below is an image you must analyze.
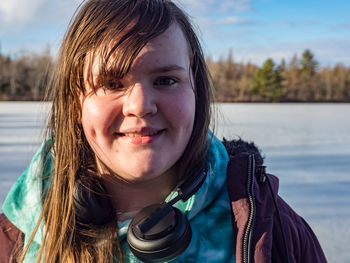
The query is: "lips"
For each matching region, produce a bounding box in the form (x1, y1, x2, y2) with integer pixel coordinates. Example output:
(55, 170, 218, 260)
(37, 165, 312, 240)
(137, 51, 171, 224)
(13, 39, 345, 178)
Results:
(115, 128, 165, 144)
(122, 131, 161, 137)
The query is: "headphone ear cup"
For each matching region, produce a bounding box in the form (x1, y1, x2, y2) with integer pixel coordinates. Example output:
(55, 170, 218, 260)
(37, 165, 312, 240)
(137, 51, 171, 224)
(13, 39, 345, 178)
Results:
(73, 177, 114, 227)
(127, 204, 191, 262)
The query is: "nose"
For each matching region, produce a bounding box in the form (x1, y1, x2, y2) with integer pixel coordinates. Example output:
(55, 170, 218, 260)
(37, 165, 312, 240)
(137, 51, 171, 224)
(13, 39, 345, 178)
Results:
(122, 83, 157, 117)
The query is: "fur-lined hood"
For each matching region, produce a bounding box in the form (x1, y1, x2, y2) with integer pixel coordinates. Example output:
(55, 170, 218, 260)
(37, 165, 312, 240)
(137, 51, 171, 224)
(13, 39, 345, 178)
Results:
(222, 138, 264, 165)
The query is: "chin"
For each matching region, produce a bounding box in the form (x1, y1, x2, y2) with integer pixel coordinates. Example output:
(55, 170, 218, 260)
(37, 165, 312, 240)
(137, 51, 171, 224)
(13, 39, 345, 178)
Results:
(124, 167, 171, 184)
(128, 172, 162, 182)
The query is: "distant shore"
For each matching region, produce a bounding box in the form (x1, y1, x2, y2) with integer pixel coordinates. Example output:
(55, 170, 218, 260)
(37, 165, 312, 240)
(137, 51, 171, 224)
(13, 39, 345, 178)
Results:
(1, 99, 349, 103)
(1, 49, 350, 102)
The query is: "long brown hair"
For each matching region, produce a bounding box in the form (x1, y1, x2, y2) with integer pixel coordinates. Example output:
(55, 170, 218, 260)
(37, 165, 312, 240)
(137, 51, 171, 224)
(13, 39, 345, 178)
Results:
(20, 0, 213, 262)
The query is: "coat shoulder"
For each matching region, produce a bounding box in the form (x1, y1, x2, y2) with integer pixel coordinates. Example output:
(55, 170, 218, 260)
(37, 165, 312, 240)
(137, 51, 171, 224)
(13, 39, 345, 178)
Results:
(0, 213, 24, 263)
(222, 138, 327, 262)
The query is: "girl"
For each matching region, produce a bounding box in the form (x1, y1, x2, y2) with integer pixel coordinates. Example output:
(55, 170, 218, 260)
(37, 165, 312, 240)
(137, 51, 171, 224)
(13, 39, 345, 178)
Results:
(0, 0, 326, 262)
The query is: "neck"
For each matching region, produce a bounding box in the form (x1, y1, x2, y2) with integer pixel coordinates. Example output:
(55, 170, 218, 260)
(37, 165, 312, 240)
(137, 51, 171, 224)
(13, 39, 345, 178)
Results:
(101, 171, 178, 219)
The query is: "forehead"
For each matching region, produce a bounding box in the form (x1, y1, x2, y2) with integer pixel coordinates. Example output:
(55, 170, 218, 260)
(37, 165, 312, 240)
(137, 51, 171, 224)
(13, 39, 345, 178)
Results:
(85, 23, 191, 81)
(133, 23, 191, 68)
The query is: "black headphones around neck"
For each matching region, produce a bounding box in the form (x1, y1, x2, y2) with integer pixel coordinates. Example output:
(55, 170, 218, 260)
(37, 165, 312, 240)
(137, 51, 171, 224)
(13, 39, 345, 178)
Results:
(73, 168, 207, 262)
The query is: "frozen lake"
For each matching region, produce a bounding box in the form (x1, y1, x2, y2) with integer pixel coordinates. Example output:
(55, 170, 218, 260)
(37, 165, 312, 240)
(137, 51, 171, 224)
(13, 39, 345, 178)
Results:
(1, 102, 349, 262)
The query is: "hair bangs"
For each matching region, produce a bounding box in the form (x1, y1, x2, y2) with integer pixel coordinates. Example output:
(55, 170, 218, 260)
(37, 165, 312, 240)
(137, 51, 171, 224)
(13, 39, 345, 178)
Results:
(84, 0, 173, 94)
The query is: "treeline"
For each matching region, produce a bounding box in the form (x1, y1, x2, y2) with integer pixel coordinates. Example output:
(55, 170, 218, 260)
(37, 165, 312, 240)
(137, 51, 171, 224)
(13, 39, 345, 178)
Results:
(0, 50, 53, 101)
(1, 49, 350, 102)
(207, 49, 350, 102)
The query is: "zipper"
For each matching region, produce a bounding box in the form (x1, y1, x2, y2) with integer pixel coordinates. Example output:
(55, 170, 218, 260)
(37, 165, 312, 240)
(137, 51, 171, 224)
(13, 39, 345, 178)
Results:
(242, 154, 256, 263)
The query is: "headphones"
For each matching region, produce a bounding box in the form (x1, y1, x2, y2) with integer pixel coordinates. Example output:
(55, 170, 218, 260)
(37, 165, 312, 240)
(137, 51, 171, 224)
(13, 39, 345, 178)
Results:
(73, 167, 207, 262)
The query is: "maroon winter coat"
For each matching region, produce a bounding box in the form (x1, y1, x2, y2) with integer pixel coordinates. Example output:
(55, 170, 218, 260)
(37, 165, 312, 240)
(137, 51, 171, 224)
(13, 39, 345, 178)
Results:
(0, 140, 327, 262)
(226, 151, 327, 262)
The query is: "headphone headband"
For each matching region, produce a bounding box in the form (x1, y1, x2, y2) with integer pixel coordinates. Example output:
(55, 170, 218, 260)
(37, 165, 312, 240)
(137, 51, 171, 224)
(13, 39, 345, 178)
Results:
(73, 163, 208, 262)
(176, 166, 207, 202)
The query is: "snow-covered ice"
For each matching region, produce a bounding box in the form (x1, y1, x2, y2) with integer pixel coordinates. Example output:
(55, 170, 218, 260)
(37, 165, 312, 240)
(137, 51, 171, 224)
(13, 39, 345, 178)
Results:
(1, 102, 349, 261)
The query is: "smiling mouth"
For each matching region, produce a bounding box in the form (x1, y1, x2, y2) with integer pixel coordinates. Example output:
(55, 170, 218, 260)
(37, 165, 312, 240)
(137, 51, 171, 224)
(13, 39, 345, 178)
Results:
(116, 130, 164, 137)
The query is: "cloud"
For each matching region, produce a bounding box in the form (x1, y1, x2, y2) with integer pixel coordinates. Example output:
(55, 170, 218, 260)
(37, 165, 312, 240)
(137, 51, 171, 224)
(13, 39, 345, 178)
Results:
(0, 0, 81, 33)
(221, 0, 252, 13)
(332, 23, 350, 31)
(215, 39, 350, 67)
(176, 0, 252, 16)
(0, 0, 45, 24)
(197, 16, 256, 28)
(216, 16, 256, 25)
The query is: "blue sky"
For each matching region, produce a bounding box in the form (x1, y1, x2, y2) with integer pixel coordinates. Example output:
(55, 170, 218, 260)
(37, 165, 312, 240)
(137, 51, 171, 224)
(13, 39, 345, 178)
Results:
(0, 0, 349, 67)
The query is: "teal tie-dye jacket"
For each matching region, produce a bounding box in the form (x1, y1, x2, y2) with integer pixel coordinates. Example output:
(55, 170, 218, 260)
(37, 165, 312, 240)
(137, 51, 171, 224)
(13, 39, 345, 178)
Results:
(2, 135, 235, 262)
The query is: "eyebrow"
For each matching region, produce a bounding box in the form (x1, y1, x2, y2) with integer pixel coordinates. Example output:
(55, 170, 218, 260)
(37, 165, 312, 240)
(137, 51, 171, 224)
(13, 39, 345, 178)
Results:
(149, 65, 187, 74)
(95, 65, 187, 85)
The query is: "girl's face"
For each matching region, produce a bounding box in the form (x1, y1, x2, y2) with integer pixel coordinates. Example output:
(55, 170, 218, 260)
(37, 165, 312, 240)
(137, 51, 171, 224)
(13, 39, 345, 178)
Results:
(80, 23, 196, 185)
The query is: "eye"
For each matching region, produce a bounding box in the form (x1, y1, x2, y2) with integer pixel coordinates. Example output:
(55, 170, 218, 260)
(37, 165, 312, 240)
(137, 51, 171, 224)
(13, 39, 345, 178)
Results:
(98, 80, 124, 95)
(104, 80, 123, 90)
(154, 77, 177, 86)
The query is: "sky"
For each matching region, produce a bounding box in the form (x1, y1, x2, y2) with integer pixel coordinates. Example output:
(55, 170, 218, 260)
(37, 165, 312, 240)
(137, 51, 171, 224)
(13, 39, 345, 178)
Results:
(0, 0, 349, 67)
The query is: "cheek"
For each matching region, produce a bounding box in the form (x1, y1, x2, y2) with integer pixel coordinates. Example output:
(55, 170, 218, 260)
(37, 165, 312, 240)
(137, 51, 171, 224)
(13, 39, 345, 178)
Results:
(166, 90, 196, 132)
(81, 98, 120, 138)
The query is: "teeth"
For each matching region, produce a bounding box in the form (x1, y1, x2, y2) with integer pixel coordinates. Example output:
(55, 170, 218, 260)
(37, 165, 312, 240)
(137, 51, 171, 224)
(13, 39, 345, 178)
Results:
(124, 131, 159, 137)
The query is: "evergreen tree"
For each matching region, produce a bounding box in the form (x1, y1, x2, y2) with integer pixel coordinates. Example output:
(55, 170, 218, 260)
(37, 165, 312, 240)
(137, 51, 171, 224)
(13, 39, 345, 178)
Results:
(300, 49, 318, 75)
(299, 49, 318, 100)
(253, 58, 284, 101)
